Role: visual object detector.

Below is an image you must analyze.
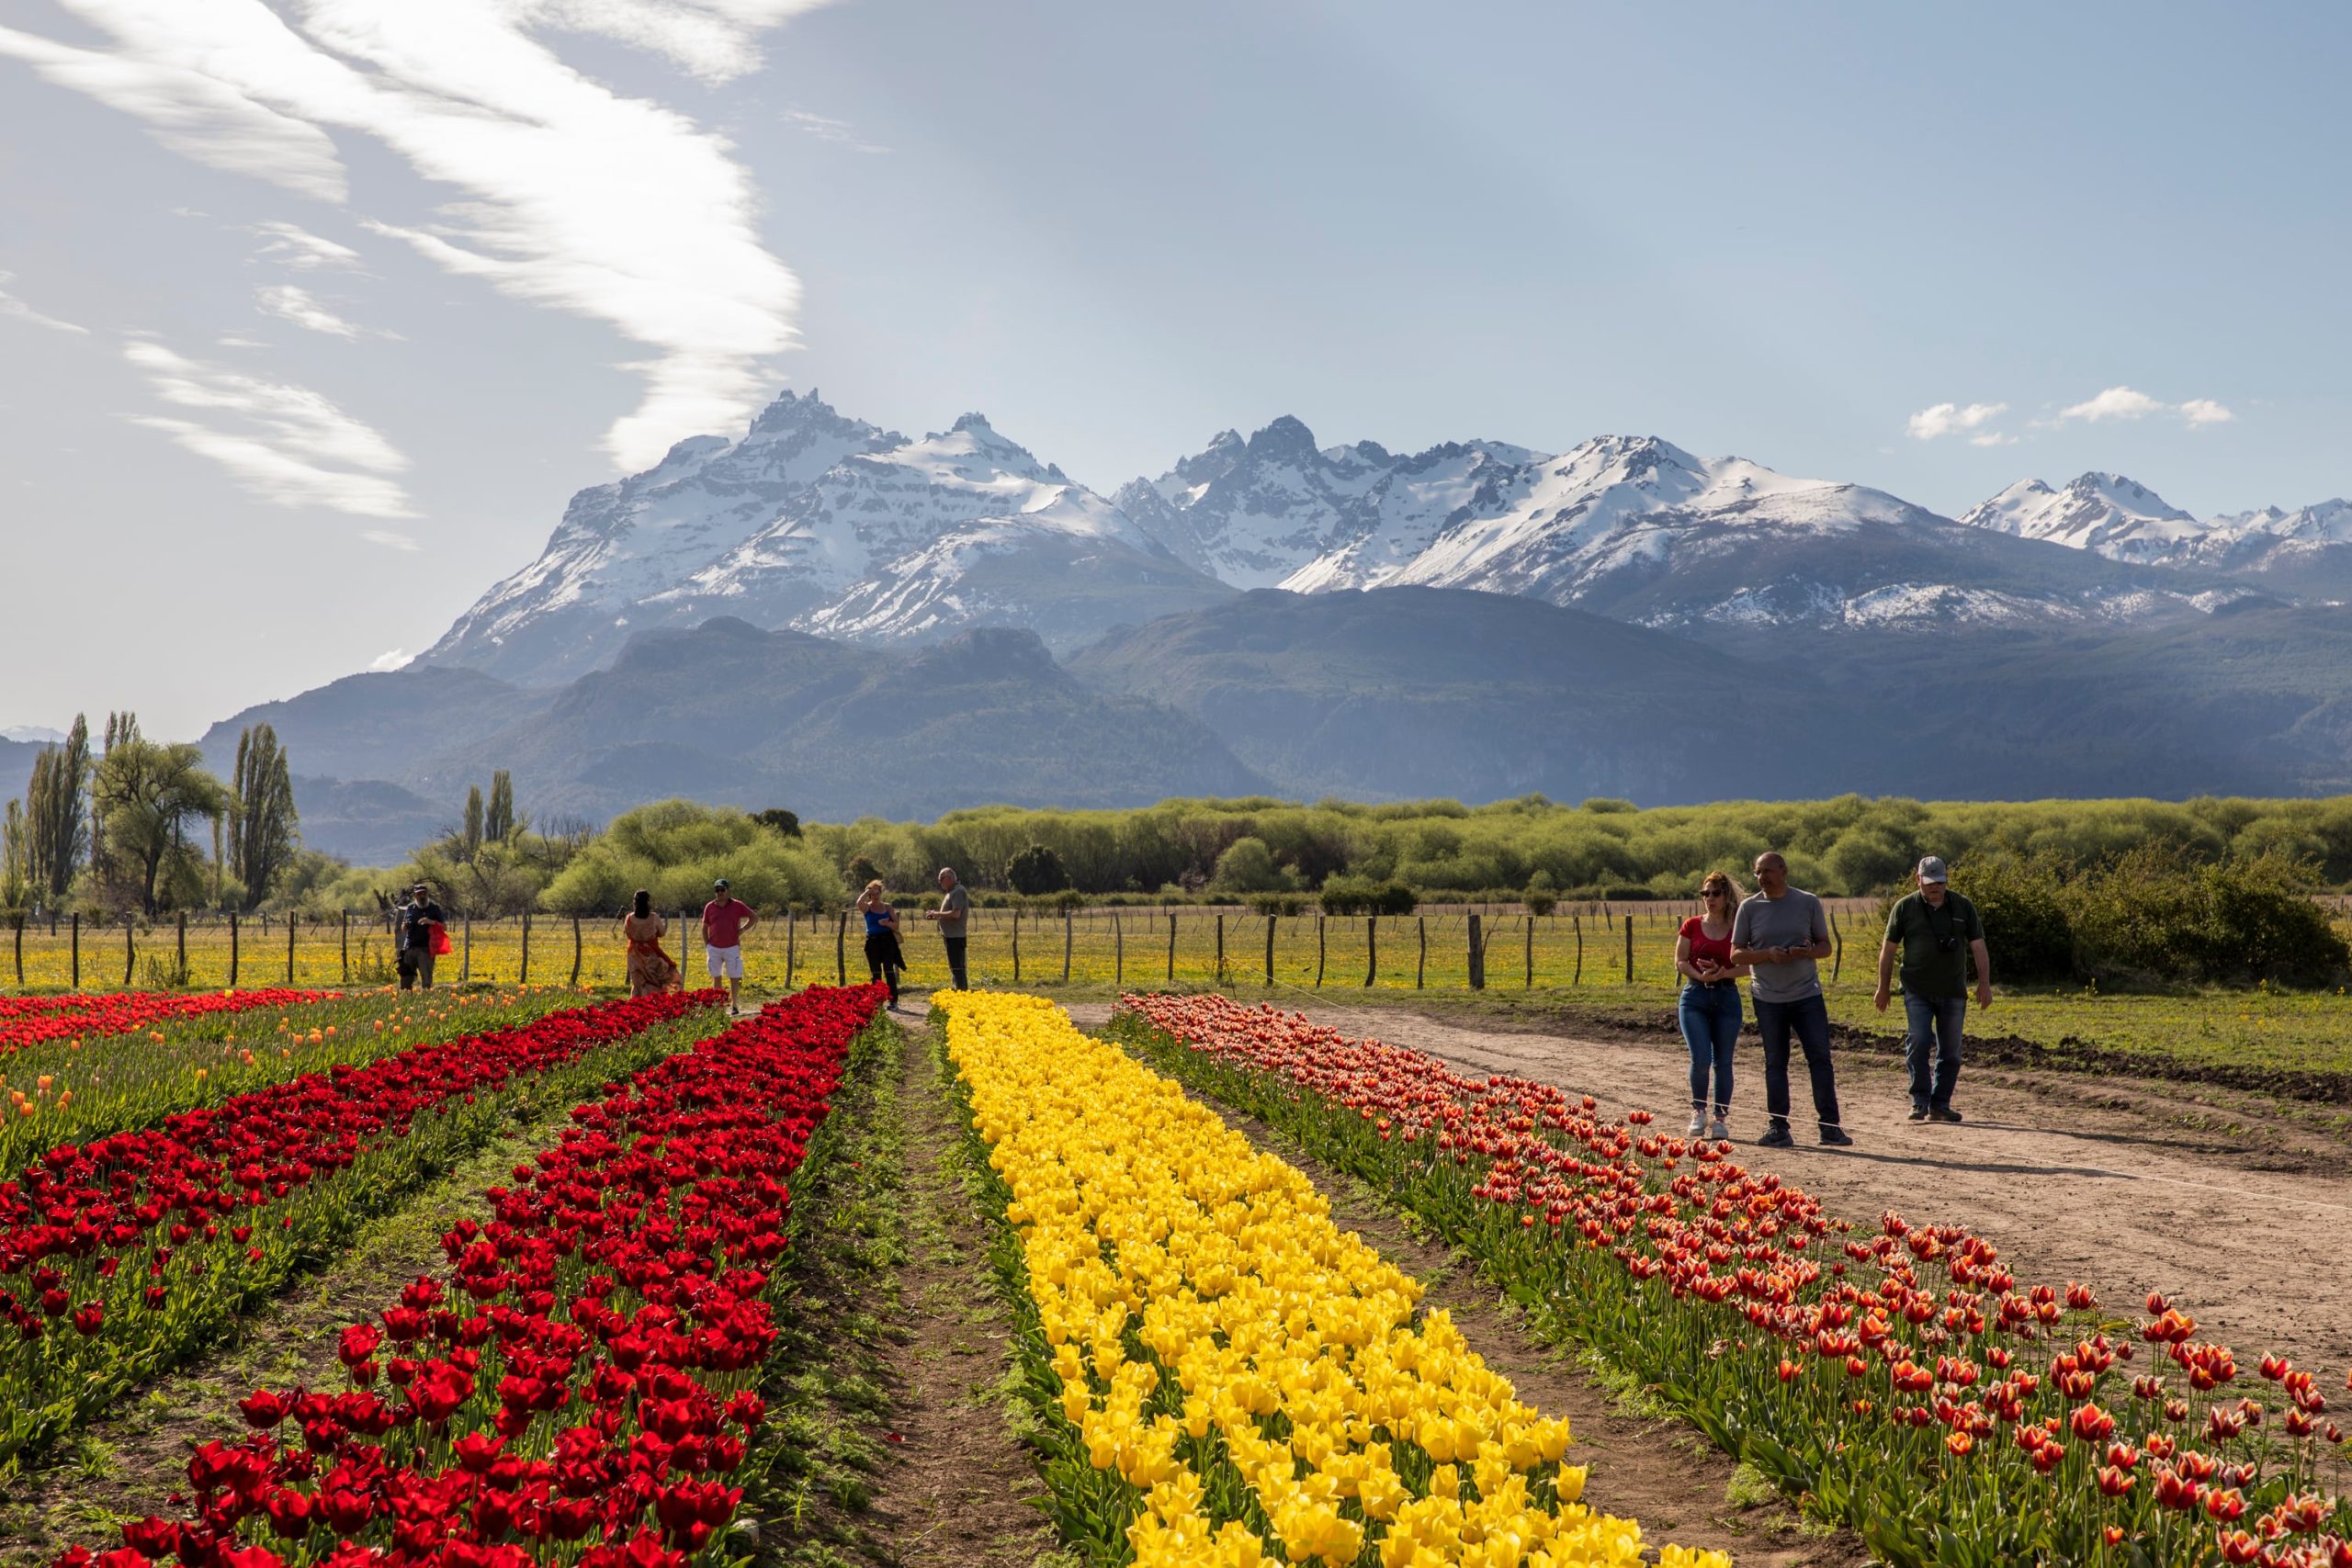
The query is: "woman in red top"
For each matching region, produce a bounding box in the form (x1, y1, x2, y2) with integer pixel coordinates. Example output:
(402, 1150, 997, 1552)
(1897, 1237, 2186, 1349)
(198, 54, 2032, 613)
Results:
(1677, 870, 1749, 1141)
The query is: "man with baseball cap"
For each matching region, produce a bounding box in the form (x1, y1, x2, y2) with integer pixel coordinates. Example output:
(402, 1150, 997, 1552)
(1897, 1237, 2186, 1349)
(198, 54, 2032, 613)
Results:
(1876, 855, 1992, 1123)
(396, 882, 446, 992)
(701, 877, 757, 1014)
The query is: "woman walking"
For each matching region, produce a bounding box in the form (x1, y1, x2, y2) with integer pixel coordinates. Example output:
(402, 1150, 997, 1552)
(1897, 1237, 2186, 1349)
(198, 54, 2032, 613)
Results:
(621, 889, 679, 997)
(1677, 870, 1748, 1141)
(857, 880, 907, 1008)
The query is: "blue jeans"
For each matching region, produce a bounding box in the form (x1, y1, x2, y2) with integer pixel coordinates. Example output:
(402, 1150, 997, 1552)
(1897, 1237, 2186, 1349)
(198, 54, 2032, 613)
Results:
(1751, 993, 1841, 1134)
(1678, 983, 1741, 1114)
(1904, 993, 1967, 1110)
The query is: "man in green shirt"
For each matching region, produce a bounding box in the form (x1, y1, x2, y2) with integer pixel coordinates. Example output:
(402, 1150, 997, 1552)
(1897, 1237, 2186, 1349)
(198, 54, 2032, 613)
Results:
(1875, 855, 1992, 1123)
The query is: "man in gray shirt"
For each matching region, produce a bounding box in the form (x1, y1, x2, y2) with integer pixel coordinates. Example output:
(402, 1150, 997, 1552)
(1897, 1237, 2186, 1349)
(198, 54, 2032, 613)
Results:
(1729, 851, 1850, 1149)
(925, 866, 971, 990)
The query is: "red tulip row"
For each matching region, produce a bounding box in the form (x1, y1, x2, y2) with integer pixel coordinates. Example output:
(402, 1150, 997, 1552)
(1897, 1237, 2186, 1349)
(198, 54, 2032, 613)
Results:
(1117, 992, 2352, 1568)
(50, 983, 887, 1568)
(0, 988, 334, 1055)
(0, 988, 729, 1465)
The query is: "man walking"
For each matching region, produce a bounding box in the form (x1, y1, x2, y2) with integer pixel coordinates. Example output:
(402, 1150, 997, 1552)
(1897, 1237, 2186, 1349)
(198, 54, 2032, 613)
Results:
(1876, 855, 1992, 1123)
(395, 882, 445, 992)
(701, 878, 756, 1014)
(925, 867, 970, 990)
(1730, 852, 1850, 1148)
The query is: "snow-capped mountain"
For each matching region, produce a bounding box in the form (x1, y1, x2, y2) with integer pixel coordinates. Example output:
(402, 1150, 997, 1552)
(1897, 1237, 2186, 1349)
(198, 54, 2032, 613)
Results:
(1959, 474, 2208, 563)
(420, 393, 1230, 684)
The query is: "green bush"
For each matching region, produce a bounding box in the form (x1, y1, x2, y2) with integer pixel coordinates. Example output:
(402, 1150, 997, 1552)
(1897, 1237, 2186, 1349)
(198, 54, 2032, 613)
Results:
(1210, 837, 1288, 894)
(1945, 858, 2075, 985)
(1318, 875, 1418, 916)
(1005, 843, 1071, 896)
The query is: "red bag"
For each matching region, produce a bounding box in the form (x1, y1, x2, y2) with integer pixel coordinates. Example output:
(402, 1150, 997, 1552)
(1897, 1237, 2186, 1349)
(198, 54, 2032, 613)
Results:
(429, 921, 453, 956)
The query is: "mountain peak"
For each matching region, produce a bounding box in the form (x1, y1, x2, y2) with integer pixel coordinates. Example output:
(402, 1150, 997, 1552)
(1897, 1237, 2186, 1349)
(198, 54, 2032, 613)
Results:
(950, 411, 996, 435)
(1245, 415, 1318, 458)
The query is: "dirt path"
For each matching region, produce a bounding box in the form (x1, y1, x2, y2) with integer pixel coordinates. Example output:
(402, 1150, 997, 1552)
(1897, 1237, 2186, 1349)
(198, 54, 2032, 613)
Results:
(1067, 998, 2352, 1371)
(858, 1021, 1060, 1568)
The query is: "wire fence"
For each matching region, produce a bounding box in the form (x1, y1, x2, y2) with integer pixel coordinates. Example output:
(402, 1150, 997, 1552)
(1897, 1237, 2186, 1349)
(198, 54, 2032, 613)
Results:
(0, 904, 1888, 996)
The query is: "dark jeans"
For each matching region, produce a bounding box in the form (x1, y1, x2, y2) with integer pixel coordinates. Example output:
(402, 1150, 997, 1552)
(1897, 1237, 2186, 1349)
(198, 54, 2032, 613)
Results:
(942, 937, 968, 991)
(1904, 992, 1967, 1110)
(1677, 983, 1741, 1113)
(1752, 992, 1840, 1134)
(397, 947, 435, 990)
(864, 933, 901, 1004)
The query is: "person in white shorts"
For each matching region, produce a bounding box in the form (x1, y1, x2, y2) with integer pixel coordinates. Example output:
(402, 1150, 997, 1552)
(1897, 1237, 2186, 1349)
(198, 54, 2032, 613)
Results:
(700, 877, 757, 1013)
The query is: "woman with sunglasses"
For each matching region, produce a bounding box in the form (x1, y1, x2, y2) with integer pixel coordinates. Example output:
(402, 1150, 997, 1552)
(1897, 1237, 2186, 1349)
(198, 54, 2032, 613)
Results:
(1677, 870, 1749, 1140)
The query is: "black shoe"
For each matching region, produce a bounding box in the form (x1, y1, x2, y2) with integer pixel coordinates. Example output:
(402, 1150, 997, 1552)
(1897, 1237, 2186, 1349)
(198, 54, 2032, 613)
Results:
(1757, 1125, 1795, 1148)
(1819, 1127, 1855, 1147)
(1928, 1106, 1963, 1123)
(1907, 1107, 1929, 1122)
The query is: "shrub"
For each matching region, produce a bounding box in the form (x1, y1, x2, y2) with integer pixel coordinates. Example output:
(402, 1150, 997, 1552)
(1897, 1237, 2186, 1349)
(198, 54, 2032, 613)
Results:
(1210, 837, 1287, 894)
(1247, 892, 1309, 916)
(1318, 875, 1418, 916)
(1523, 870, 1558, 917)
(844, 855, 881, 893)
(1006, 843, 1071, 896)
(1950, 857, 2075, 984)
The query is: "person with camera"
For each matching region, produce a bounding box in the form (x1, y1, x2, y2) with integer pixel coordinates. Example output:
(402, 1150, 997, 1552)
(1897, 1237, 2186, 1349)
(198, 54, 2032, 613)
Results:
(1876, 855, 1992, 1123)
(395, 882, 446, 991)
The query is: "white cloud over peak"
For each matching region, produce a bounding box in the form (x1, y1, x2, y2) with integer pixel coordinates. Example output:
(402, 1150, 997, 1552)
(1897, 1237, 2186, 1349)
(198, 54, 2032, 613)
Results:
(2055, 385, 2235, 429)
(1906, 400, 2007, 441)
(360, 531, 420, 552)
(1, 0, 817, 469)
(368, 646, 413, 670)
(123, 338, 413, 517)
(0, 273, 89, 334)
(256, 283, 395, 339)
(2178, 398, 2235, 427)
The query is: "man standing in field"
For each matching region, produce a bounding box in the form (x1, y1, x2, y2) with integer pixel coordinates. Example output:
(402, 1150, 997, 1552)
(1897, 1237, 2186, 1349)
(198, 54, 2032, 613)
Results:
(926, 867, 971, 990)
(1876, 855, 1992, 1123)
(701, 878, 756, 1014)
(395, 882, 445, 992)
(1731, 852, 1850, 1148)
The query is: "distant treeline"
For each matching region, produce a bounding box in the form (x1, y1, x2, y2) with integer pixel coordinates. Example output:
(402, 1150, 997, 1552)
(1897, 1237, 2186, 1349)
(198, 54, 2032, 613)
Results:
(797, 793, 2352, 901)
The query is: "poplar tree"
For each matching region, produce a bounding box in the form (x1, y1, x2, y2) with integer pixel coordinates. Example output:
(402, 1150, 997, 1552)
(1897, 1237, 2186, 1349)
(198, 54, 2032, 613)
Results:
(23, 714, 90, 900)
(228, 723, 300, 909)
(462, 785, 485, 861)
(485, 770, 516, 842)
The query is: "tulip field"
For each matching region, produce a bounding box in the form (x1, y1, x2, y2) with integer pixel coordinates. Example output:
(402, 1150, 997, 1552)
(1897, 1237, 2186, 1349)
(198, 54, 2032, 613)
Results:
(6, 976, 2343, 1568)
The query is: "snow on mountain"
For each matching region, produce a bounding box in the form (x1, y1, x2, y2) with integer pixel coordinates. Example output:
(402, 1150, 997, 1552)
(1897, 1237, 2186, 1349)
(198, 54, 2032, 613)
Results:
(2208, 498, 2352, 547)
(1958, 473, 2209, 563)
(0, 725, 66, 745)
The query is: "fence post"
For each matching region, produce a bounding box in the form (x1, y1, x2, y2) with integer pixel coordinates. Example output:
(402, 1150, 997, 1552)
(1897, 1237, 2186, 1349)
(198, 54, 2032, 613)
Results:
(338, 910, 348, 984)
(287, 914, 297, 985)
(124, 917, 136, 987)
(1573, 914, 1584, 985)
(462, 917, 472, 986)
(1264, 915, 1276, 987)
(1830, 910, 1844, 982)
(10, 914, 20, 987)
(1467, 913, 1485, 990)
(71, 911, 81, 990)
(1314, 915, 1326, 987)
(786, 913, 797, 988)
(1114, 913, 1124, 987)
(227, 912, 238, 988)
(520, 911, 532, 986)
(571, 916, 583, 988)
(1064, 909, 1073, 984)
(1623, 915, 1634, 984)
(1011, 910, 1021, 984)
(835, 911, 848, 986)
(1364, 916, 1376, 987)
(1166, 911, 1176, 985)
(1416, 916, 1426, 989)
(1525, 916, 1534, 988)
(679, 910, 693, 983)
(178, 911, 188, 986)
(1215, 914, 1226, 986)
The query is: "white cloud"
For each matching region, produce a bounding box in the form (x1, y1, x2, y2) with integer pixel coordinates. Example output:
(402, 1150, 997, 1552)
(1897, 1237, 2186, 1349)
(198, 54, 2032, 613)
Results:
(0, 273, 88, 334)
(122, 338, 413, 517)
(2058, 386, 2165, 423)
(1967, 431, 2017, 447)
(1906, 400, 2007, 441)
(360, 531, 420, 552)
(2179, 398, 2235, 427)
(250, 220, 362, 270)
(0, 22, 347, 201)
(785, 107, 888, 153)
(368, 646, 413, 670)
(2, 0, 818, 469)
(256, 283, 397, 339)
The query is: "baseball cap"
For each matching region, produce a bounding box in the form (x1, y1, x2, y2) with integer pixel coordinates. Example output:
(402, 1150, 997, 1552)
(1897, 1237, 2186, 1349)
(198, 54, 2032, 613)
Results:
(713, 877, 730, 890)
(1916, 856, 1949, 884)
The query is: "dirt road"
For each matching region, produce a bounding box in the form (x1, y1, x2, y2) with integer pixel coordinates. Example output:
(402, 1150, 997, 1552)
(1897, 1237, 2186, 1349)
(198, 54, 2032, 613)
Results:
(1065, 998, 2352, 1371)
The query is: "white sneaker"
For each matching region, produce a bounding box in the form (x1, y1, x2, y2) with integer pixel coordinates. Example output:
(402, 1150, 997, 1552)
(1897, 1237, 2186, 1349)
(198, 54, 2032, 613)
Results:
(1708, 1117, 1730, 1142)
(1686, 1112, 1707, 1137)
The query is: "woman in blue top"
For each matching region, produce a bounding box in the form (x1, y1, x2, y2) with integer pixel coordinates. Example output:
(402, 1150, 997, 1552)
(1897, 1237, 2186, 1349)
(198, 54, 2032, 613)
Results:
(857, 879, 906, 1007)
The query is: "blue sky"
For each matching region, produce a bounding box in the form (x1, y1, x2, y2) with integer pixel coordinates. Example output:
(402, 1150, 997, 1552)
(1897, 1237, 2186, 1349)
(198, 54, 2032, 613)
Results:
(3, 0, 2346, 737)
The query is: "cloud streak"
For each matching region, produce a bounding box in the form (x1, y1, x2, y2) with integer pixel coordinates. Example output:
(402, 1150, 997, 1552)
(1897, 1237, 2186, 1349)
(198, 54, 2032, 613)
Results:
(1, 0, 821, 468)
(785, 107, 888, 153)
(123, 338, 414, 517)
(256, 283, 394, 338)
(0, 273, 88, 334)
(249, 220, 362, 270)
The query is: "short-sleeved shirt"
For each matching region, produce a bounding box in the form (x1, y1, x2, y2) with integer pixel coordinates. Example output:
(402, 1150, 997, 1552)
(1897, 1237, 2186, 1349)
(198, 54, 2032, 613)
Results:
(702, 897, 753, 948)
(399, 900, 445, 951)
(1679, 916, 1735, 972)
(1884, 890, 1984, 998)
(1732, 888, 1828, 1004)
(937, 885, 969, 938)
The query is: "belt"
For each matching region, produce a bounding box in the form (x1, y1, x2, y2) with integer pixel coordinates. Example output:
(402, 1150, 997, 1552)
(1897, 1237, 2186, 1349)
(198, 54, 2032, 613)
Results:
(1685, 978, 1737, 989)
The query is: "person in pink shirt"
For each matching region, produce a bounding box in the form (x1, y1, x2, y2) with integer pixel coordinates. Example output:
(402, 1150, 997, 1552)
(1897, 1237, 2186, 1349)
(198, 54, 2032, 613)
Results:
(701, 877, 758, 1013)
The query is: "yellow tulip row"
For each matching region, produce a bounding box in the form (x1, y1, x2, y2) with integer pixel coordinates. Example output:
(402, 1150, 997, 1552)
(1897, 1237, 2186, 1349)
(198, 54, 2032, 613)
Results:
(939, 989, 1730, 1568)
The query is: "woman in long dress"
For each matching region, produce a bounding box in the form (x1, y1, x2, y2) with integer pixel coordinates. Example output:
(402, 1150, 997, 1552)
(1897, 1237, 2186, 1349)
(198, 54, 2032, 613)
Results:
(621, 888, 679, 997)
